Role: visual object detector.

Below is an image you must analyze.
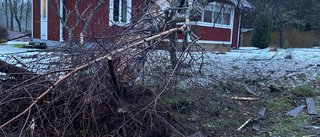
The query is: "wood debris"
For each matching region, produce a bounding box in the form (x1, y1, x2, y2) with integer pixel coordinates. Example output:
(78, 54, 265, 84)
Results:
(253, 108, 266, 131)
(252, 122, 260, 131)
(244, 85, 258, 96)
(231, 97, 259, 100)
(286, 105, 306, 117)
(237, 119, 252, 131)
(11, 55, 27, 67)
(268, 85, 282, 92)
(306, 98, 318, 115)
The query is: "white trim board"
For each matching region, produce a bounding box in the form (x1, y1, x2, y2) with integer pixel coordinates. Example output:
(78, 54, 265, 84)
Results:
(31, 0, 33, 38)
(162, 39, 231, 45)
(59, 0, 64, 42)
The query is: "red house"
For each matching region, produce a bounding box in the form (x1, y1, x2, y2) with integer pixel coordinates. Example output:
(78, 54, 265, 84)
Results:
(32, 0, 254, 51)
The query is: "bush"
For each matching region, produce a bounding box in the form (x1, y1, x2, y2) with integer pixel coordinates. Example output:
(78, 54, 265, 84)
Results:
(283, 40, 289, 49)
(251, 15, 273, 49)
(0, 26, 8, 41)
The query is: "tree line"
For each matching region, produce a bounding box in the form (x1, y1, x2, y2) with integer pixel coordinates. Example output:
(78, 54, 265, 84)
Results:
(242, 0, 320, 48)
(1, 0, 32, 32)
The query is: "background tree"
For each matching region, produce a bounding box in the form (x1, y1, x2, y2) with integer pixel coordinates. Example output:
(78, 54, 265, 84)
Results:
(244, 0, 320, 47)
(1, 0, 9, 30)
(13, 0, 27, 32)
(50, 0, 104, 42)
(0, 0, 31, 32)
(24, 0, 32, 32)
(290, 0, 320, 46)
(251, 14, 273, 49)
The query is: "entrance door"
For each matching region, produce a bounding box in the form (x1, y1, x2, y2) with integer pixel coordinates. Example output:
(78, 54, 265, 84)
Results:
(41, 0, 48, 40)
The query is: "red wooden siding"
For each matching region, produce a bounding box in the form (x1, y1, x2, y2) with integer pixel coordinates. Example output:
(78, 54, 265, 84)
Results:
(33, 0, 41, 39)
(175, 25, 231, 42)
(48, 0, 60, 41)
(192, 26, 231, 41)
(231, 9, 240, 47)
(33, 0, 242, 47)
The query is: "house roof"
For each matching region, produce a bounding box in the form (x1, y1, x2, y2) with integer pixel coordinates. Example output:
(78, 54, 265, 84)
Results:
(229, 0, 255, 9)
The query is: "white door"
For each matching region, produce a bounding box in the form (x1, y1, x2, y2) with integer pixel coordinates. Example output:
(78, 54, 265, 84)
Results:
(41, 0, 48, 40)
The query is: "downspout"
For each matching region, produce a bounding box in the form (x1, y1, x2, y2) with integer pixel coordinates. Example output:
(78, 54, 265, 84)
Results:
(237, 13, 241, 48)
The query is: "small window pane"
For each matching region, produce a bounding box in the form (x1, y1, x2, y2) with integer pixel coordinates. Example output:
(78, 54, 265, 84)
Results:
(214, 11, 223, 24)
(224, 13, 231, 25)
(121, 0, 127, 22)
(113, 0, 119, 21)
(203, 10, 213, 23)
(42, 0, 46, 18)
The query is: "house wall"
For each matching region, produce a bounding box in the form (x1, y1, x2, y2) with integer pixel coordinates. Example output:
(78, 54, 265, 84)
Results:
(48, 0, 60, 41)
(231, 8, 240, 48)
(32, 0, 243, 51)
(63, 0, 109, 41)
(191, 25, 232, 42)
(33, 0, 41, 39)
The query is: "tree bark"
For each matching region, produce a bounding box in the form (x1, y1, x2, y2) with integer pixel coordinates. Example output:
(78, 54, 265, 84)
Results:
(9, 0, 14, 31)
(278, 29, 283, 48)
(14, 0, 22, 32)
(2, 0, 9, 30)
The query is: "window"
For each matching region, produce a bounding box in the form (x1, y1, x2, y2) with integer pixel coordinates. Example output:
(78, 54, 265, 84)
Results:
(42, 0, 47, 18)
(199, 2, 233, 28)
(109, 0, 131, 26)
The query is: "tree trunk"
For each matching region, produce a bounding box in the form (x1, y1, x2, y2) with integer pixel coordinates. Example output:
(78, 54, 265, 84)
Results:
(3, 0, 9, 30)
(14, 12, 22, 32)
(278, 29, 283, 48)
(25, 1, 29, 32)
(315, 31, 319, 47)
(9, 0, 14, 31)
(0, 59, 34, 80)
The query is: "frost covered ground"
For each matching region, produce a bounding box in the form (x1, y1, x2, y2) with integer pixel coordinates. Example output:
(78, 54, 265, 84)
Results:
(196, 47, 320, 87)
(1, 45, 320, 88)
(1, 45, 320, 136)
(146, 46, 320, 88)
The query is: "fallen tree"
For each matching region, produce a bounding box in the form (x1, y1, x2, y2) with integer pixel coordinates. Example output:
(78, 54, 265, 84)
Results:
(0, 59, 34, 80)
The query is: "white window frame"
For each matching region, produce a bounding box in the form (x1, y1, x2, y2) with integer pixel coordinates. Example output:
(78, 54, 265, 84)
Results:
(109, 0, 131, 26)
(195, 2, 234, 29)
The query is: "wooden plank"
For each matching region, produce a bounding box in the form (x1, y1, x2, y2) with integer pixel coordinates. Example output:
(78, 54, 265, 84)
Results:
(252, 121, 261, 131)
(257, 109, 266, 119)
(231, 96, 259, 100)
(237, 119, 251, 131)
(306, 98, 318, 115)
(286, 105, 306, 117)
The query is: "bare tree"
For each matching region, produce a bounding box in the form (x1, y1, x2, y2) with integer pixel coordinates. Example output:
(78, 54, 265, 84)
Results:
(1, 0, 29, 32)
(13, 0, 27, 32)
(8, 0, 13, 31)
(1, 0, 9, 30)
(24, 0, 32, 32)
(49, 0, 104, 42)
